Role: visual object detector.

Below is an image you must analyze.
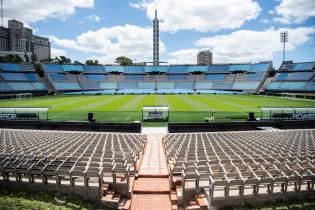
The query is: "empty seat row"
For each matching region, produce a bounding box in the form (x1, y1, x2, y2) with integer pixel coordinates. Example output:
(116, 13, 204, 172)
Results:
(0, 129, 146, 198)
(163, 129, 315, 205)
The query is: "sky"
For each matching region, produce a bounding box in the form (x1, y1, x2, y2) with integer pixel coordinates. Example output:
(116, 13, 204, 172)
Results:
(2, 0, 315, 68)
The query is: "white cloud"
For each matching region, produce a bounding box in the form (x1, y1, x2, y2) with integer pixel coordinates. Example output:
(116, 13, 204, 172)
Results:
(85, 15, 101, 22)
(274, 0, 315, 24)
(130, 0, 261, 32)
(260, 18, 270, 24)
(48, 36, 78, 48)
(169, 27, 315, 63)
(3, 0, 94, 24)
(49, 24, 166, 64)
(51, 48, 67, 58)
(168, 49, 204, 64)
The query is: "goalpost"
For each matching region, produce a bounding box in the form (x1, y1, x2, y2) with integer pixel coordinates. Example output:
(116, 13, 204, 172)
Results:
(280, 92, 297, 100)
(16, 93, 32, 101)
(142, 105, 169, 121)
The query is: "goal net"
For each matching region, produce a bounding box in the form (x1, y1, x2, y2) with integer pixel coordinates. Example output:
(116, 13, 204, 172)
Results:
(16, 93, 32, 101)
(142, 105, 169, 121)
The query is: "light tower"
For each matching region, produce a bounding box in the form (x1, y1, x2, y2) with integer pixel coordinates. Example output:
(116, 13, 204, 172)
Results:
(280, 31, 288, 62)
(153, 9, 159, 66)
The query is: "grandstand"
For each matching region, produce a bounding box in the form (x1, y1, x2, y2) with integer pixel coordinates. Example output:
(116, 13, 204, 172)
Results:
(1, 61, 314, 96)
(0, 128, 314, 209)
(0, 63, 47, 94)
(267, 61, 315, 95)
(39, 62, 273, 95)
(0, 60, 315, 210)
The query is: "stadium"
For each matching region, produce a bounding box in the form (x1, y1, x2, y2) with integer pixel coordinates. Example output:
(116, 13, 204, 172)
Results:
(1, 3, 315, 210)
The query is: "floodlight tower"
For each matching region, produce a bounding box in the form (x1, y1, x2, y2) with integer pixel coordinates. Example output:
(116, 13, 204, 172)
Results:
(153, 9, 159, 66)
(280, 31, 288, 62)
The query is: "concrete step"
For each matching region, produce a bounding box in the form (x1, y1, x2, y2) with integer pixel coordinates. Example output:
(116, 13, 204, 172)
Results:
(101, 191, 121, 209)
(118, 198, 132, 210)
(170, 190, 177, 204)
(101, 183, 109, 196)
(195, 193, 209, 208)
(133, 177, 170, 194)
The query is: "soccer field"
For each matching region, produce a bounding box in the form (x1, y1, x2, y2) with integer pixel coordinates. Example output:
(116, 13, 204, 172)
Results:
(0, 94, 314, 123)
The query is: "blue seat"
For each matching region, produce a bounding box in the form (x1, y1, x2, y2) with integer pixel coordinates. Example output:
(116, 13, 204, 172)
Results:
(7, 82, 35, 91)
(44, 64, 64, 72)
(53, 82, 81, 90)
(195, 82, 213, 89)
(232, 81, 260, 90)
(99, 82, 117, 89)
(0, 63, 20, 71)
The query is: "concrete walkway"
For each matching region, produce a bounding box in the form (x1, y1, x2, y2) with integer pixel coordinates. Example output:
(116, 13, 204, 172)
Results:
(131, 134, 172, 210)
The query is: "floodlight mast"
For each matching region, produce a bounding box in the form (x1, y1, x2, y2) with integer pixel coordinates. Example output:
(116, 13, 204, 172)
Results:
(280, 31, 288, 62)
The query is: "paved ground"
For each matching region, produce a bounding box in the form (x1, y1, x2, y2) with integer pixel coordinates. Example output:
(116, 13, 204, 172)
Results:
(133, 178, 170, 193)
(131, 134, 172, 210)
(139, 134, 168, 176)
(131, 194, 171, 210)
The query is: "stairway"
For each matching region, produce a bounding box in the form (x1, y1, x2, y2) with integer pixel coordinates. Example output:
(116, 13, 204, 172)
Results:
(130, 134, 174, 210)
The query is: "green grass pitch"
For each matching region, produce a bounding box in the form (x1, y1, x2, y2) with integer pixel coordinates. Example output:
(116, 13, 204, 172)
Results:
(0, 94, 314, 123)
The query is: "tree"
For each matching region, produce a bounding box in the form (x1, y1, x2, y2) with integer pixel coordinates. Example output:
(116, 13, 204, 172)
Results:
(115, 56, 133, 66)
(85, 59, 100, 65)
(24, 54, 30, 62)
(73, 61, 83, 65)
(31, 53, 37, 62)
(52, 56, 72, 64)
(41, 57, 54, 63)
(0, 54, 23, 63)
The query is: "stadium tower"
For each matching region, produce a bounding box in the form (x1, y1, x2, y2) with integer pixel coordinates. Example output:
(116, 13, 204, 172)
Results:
(153, 9, 159, 66)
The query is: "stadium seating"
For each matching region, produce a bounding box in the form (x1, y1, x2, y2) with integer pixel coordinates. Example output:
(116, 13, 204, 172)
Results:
(99, 82, 117, 89)
(86, 74, 108, 81)
(168, 66, 188, 73)
(4, 60, 315, 95)
(0, 63, 21, 71)
(206, 74, 226, 80)
(53, 82, 81, 90)
(124, 66, 144, 74)
(0, 129, 146, 200)
(207, 65, 229, 72)
(195, 82, 213, 89)
(175, 82, 194, 89)
(231, 81, 260, 90)
(62, 65, 84, 72)
(168, 74, 186, 80)
(229, 64, 251, 71)
(163, 129, 315, 208)
(267, 61, 315, 93)
(84, 65, 106, 72)
(188, 66, 208, 73)
(43, 64, 64, 72)
(126, 75, 144, 80)
(138, 82, 155, 89)
(0, 63, 47, 92)
(119, 82, 138, 89)
(156, 82, 176, 89)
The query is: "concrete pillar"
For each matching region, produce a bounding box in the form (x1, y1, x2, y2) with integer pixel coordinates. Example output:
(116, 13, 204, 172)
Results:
(70, 176, 75, 187)
(224, 186, 229, 197)
(84, 177, 89, 188)
(267, 184, 273, 195)
(239, 185, 244, 196)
